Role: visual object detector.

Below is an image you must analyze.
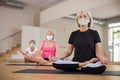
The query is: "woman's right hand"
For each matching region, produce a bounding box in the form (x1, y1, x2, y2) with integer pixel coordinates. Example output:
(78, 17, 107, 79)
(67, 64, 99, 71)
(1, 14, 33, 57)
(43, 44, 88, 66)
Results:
(89, 58, 99, 63)
(100, 57, 108, 64)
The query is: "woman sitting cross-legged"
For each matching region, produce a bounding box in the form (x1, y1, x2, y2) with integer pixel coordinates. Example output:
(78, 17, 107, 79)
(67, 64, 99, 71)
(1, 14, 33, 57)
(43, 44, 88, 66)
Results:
(52, 11, 108, 74)
(21, 40, 38, 63)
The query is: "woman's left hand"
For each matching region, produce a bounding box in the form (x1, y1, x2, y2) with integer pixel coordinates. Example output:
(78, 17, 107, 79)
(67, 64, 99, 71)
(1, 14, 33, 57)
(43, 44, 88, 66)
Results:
(100, 57, 108, 64)
(48, 56, 57, 61)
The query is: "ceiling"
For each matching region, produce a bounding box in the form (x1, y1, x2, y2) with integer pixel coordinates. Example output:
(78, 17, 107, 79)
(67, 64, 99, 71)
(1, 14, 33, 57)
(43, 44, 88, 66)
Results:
(16, 0, 66, 10)
(88, 0, 120, 19)
(16, 0, 120, 20)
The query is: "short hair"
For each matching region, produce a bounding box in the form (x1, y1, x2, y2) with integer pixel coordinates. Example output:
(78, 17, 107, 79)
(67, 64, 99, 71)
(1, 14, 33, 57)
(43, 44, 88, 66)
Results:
(47, 30, 54, 35)
(29, 40, 36, 44)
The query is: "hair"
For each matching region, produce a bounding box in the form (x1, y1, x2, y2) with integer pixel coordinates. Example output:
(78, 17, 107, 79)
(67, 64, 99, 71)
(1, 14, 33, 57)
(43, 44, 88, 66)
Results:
(76, 10, 93, 28)
(29, 40, 36, 44)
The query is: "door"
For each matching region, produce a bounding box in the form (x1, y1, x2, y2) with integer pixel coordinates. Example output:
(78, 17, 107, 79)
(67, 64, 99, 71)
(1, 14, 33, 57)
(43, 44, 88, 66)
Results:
(113, 30, 120, 62)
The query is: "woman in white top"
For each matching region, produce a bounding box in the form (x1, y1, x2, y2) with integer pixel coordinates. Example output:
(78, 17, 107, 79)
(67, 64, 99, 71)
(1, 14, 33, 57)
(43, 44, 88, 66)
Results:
(21, 40, 38, 62)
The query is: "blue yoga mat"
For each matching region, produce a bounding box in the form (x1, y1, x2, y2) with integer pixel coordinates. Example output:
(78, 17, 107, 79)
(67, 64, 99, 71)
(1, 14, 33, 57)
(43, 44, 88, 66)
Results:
(13, 69, 120, 76)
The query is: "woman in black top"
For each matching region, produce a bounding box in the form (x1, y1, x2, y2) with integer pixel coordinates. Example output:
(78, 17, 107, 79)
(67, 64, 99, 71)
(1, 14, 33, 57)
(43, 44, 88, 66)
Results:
(53, 11, 108, 74)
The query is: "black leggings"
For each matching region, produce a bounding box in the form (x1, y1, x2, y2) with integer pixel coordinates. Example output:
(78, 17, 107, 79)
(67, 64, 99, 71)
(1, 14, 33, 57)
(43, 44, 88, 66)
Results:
(44, 58, 49, 61)
(80, 66, 106, 74)
(53, 63, 106, 74)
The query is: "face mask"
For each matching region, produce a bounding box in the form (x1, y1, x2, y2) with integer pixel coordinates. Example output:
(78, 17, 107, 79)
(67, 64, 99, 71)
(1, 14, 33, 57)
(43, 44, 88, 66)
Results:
(78, 18, 89, 26)
(29, 43, 35, 47)
(46, 35, 53, 40)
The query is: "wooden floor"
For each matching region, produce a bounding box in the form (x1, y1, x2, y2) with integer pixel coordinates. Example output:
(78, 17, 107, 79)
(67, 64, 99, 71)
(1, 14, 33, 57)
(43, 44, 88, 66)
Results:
(0, 62, 120, 80)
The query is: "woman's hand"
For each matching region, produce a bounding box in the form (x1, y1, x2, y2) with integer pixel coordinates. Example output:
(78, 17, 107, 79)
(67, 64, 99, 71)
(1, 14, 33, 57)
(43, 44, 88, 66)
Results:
(89, 58, 99, 63)
(48, 56, 58, 61)
(100, 57, 108, 64)
(79, 58, 99, 67)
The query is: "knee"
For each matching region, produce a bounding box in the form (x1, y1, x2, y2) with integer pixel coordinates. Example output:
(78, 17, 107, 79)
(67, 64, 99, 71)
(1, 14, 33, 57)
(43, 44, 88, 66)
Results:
(97, 66, 106, 73)
(81, 66, 106, 74)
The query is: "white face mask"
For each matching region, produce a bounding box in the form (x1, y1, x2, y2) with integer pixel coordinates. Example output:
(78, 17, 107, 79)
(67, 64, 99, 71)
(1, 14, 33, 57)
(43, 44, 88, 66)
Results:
(29, 43, 35, 47)
(46, 35, 53, 40)
(78, 18, 89, 26)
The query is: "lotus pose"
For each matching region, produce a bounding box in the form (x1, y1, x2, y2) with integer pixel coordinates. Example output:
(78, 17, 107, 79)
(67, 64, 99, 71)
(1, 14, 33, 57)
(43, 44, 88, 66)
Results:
(53, 11, 108, 74)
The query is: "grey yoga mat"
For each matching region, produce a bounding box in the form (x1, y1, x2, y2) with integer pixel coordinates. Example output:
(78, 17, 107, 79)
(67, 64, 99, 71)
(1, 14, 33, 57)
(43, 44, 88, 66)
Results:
(13, 69, 120, 76)
(6, 63, 50, 66)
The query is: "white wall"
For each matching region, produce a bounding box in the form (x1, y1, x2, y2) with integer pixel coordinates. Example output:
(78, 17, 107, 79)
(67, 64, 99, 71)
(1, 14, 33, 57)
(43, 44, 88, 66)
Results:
(22, 26, 40, 51)
(91, 24, 104, 45)
(41, 18, 77, 47)
(41, 18, 104, 59)
(0, 4, 40, 53)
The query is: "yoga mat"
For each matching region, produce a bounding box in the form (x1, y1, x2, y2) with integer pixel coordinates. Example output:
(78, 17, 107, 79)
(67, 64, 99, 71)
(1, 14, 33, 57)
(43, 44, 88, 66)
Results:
(13, 69, 120, 76)
(6, 63, 51, 66)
